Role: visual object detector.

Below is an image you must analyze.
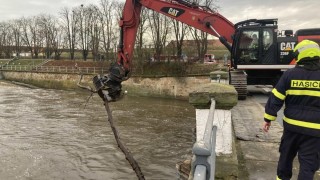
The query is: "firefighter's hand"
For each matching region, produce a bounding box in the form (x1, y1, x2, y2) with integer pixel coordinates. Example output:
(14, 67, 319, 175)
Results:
(263, 122, 271, 132)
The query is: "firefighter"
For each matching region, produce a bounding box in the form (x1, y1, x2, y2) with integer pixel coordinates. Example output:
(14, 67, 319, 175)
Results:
(262, 39, 320, 180)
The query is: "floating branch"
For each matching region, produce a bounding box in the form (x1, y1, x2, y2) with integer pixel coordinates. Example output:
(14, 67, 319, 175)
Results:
(77, 73, 145, 180)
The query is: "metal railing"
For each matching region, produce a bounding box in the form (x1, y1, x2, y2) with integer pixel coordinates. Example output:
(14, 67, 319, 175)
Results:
(0, 65, 106, 74)
(0, 64, 217, 77)
(192, 99, 217, 180)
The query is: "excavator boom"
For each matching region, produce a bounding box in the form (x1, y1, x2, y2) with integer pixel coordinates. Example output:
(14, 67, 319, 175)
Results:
(118, 0, 235, 76)
(93, 0, 235, 101)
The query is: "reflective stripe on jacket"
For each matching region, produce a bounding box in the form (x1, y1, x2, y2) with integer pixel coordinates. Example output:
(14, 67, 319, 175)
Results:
(264, 66, 320, 137)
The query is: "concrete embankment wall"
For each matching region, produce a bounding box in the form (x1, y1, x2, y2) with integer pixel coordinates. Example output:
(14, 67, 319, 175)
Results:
(1, 71, 210, 100)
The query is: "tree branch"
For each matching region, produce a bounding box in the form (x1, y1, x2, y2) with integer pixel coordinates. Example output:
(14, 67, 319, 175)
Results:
(104, 100, 145, 180)
(77, 74, 145, 180)
(77, 74, 97, 93)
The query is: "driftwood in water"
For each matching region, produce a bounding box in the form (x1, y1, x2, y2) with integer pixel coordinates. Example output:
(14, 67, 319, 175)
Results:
(103, 100, 145, 180)
(77, 74, 145, 180)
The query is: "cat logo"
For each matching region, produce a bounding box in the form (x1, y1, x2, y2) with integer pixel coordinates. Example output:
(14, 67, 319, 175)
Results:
(160, 7, 185, 18)
(168, 8, 179, 17)
(280, 42, 296, 51)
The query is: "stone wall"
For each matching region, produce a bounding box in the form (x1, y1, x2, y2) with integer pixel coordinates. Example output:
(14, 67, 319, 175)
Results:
(1, 71, 211, 100)
(123, 76, 211, 100)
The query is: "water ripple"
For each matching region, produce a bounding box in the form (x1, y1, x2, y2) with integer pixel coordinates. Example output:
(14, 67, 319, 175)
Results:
(0, 81, 195, 179)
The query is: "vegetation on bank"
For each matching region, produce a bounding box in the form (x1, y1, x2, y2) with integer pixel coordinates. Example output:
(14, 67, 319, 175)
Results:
(135, 61, 227, 77)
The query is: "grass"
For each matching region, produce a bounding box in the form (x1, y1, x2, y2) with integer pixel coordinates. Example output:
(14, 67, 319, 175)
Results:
(134, 61, 227, 77)
(0, 60, 10, 65)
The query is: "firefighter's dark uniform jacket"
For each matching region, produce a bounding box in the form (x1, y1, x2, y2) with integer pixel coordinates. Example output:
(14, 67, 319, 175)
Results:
(264, 65, 320, 137)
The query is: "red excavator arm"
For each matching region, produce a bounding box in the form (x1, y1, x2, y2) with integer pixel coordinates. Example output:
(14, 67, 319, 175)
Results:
(119, 0, 234, 76)
(93, 0, 235, 101)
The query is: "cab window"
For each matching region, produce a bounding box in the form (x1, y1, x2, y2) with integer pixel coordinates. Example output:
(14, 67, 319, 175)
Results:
(238, 30, 259, 63)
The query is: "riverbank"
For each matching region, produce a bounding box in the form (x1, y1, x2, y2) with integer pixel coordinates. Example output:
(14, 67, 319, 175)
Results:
(0, 71, 212, 100)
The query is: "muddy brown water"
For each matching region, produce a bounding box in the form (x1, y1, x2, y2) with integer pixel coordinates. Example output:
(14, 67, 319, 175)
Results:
(0, 81, 195, 180)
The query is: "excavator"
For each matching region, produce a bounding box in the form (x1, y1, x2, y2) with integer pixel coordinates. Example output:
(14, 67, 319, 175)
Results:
(93, 0, 320, 100)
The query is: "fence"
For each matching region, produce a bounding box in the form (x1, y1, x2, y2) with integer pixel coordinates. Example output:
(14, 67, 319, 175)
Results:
(0, 65, 107, 74)
(192, 99, 217, 180)
(0, 63, 217, 76)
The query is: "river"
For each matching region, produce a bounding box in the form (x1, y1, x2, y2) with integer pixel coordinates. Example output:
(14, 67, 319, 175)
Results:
(0, 81, 195, 180)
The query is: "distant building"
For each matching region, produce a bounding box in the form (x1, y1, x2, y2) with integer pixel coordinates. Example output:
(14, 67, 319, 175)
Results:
(164, 39, 227, 62)
(166, 39, 225, 50)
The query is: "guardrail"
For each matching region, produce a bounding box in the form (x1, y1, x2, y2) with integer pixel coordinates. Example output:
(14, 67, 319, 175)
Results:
(0, 64, 217, 76)
(192, 98, 217, 180)
(0, 65, 107, 74)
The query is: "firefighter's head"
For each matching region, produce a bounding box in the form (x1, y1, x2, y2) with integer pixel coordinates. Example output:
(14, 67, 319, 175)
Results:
(294, 40, 320, 63)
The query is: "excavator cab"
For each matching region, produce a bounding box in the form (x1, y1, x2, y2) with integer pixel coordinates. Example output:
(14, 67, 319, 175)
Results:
(231, 19, 278, 69)
(229, 19, 281, 99)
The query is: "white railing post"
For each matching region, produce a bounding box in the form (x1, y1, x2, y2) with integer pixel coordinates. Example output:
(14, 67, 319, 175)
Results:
(192, 99, 217, 180)
(194, 165, 207, 180)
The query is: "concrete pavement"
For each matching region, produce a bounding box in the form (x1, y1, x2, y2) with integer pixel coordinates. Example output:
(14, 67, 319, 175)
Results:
(231, 90, 320, 180)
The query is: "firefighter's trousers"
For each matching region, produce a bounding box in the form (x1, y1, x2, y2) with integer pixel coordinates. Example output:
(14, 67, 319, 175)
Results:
(277, 129, 320, 180)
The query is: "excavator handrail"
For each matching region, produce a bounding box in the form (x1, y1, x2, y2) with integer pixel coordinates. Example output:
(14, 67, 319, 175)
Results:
(234, 18, 278, 28)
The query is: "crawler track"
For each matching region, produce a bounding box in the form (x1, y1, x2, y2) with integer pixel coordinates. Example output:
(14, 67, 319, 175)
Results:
(230, 70, 248, 100)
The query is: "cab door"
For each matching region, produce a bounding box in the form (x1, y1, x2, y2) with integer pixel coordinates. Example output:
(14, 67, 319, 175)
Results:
(232, 27, 277, 67)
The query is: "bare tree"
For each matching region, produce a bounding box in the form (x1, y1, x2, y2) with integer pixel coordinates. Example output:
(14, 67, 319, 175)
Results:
(60, 7, 77, 60)
(37, 14, 57, 59)
(134, 7, 148, 72)
(87, 5, 102, 61)
(4, 25, 14, 59)
(113, 1, 125, 20)
(21, 17, 35, 58)
(28, 16, 44, 59)
(190, 0, 219, 61)
(99, 0, 117, 61)
(147, 10, 171, 61)
(113, 1, 125, 61)
(51, 24, 64, 60)
(0, 22, 14, 58)
(0, 23, 5, 58)
(43, 17, 65, 60)
(190, 29, 208, 61)
(10, 19, 22, 58)
(75, 4, 94, 61)
(172, 20, 188, 61)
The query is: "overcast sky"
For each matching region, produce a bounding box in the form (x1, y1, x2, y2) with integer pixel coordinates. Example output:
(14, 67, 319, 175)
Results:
(218, 0, 319, 31)
(0, 0, 100, 21)
(0, 0, 318, 32)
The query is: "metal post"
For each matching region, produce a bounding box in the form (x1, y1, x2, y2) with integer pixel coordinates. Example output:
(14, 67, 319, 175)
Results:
(192, 99, 217, 180)
(217, 75, 221, 83)
(194, 165, 207, 180)
(210, 126, 217, 179)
